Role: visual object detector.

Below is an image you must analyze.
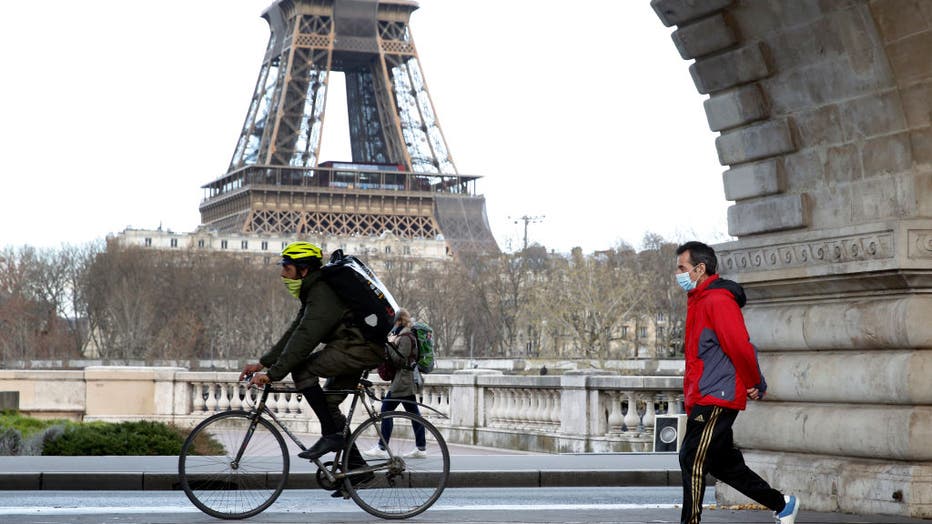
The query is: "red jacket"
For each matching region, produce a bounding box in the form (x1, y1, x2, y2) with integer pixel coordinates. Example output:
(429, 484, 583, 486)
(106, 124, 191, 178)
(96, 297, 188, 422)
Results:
(682, 274, 765, 414)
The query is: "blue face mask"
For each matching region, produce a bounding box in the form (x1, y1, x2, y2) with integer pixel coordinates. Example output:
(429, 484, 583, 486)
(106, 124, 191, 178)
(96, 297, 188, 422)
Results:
(675, 271, 697, 292)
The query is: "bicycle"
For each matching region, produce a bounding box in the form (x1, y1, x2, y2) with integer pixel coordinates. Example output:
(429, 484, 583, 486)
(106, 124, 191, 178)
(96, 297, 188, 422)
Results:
(178, 372, 450, 520)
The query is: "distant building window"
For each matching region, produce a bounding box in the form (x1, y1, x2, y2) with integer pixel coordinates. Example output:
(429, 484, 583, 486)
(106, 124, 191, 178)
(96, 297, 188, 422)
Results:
(282, 241, 288, 249)
(261, 241, 268, 250)
(241, 240, 249, 250)
(197, 239, 205, 248)
(657, 312, 665, 322)
(144, 238, 152, 247)
(639, 327, 647, 338)
(170, 238, 178, 248)
(621, 326, 629, 337)
(657, 326, 665, 338)
(403, 246, 411, 255)
(385, 246, 391, 254)
(221, 240, 228, 249)
(385, 260, 394, 269)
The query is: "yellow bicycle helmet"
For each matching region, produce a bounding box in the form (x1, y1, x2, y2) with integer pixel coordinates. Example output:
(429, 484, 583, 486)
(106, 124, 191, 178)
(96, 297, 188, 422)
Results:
(281, 241, 323, 266)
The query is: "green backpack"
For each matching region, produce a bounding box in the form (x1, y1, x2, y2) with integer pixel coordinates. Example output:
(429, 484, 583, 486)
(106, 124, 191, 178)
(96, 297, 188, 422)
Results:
(405, 321, 435, 374)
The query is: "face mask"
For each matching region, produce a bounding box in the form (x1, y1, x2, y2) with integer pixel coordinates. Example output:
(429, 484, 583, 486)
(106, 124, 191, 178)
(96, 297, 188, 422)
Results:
(282, 277, 302, 299)
(675, 271, 696, 292)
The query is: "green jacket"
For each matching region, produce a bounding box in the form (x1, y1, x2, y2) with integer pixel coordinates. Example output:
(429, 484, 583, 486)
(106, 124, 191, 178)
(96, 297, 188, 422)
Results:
(260, 269, 373, 382)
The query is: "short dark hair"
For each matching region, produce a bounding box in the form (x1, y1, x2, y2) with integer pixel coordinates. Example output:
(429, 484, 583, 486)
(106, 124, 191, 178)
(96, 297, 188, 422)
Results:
(675, 241, 717, 275)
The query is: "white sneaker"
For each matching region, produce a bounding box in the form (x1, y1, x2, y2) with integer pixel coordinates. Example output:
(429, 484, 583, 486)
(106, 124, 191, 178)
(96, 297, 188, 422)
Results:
(774, 494, 799, 524)
(362, 445, 389, 459)
(402, 448, 427, 459)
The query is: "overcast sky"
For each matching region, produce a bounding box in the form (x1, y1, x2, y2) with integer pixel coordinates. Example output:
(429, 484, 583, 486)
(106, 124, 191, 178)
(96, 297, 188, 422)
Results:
(0, 0, 732, 254)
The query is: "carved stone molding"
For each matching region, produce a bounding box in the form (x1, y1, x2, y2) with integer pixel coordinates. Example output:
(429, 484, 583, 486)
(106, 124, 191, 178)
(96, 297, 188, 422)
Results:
(719, 232, 894, 272)
(908, 230, 932, 259)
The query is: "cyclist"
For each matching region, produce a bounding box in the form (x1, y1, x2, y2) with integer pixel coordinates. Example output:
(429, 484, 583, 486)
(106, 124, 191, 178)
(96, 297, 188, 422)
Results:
(239, 241, 383, 489)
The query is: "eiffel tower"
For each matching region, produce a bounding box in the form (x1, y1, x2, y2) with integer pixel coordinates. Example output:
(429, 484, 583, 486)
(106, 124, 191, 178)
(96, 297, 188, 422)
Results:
(198, 0, 498, 255)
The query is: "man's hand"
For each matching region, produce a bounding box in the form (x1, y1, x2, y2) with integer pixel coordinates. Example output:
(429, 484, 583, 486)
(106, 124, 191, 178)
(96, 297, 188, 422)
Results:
(249, 372, 271, 387)
(746, 387, 763, 400)
(239, 362, 264, 381)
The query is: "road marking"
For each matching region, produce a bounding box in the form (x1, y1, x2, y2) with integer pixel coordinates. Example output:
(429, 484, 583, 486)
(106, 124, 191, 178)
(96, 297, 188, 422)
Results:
(0, 503, 686, 516)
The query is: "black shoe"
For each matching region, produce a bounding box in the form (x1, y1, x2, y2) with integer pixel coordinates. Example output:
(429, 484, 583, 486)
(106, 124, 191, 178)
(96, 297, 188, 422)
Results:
(331, 471, 375, 498)
(298, 433, 344, 460)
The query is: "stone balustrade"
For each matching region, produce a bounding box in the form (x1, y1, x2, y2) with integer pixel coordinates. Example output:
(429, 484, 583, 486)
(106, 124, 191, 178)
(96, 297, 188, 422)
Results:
(0, 366, 684, 453)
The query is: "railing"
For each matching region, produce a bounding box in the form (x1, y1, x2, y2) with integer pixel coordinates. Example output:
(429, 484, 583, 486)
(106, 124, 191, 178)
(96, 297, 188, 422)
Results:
(0, 367, 683, 454)
(201, 165, 480, 202)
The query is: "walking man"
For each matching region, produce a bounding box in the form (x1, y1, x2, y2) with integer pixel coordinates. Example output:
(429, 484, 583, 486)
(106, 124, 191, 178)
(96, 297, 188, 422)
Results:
(674, 241, 799, 524)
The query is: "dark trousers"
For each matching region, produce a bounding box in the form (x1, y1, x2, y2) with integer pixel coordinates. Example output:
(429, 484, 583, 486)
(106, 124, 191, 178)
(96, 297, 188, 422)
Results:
(679, 404, 785, 524)
(380, 392, 426, 449)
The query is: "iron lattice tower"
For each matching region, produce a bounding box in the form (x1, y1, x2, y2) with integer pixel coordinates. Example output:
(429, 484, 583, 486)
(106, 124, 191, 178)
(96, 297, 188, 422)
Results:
(199, 0, 498, 254)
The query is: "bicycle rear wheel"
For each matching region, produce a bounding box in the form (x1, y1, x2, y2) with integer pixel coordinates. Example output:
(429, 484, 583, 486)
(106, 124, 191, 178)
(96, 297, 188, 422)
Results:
(344, 411, 450, 519)
(178, 410, 289, 519)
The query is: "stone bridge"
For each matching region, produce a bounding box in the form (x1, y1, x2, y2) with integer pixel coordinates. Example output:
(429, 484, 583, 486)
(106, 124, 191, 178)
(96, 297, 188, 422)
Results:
(652, 0, 931, 518)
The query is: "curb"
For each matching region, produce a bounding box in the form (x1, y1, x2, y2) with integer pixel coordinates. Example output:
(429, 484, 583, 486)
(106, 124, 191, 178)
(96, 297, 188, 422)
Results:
(0, 469, 682, 491)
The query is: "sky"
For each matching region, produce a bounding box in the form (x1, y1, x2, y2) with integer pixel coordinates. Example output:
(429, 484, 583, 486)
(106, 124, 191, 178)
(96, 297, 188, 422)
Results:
(0, 0, 732, 254)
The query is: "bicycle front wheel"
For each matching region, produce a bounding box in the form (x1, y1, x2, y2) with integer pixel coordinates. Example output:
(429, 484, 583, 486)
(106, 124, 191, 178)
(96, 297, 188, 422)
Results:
(178, 410, 289, 519)
(344, 411, 450, 519)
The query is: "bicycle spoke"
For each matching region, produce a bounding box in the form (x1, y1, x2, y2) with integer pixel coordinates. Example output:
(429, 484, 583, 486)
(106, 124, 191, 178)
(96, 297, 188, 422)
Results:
(179, 411, 289, 519)
(344, 411, 450, 519)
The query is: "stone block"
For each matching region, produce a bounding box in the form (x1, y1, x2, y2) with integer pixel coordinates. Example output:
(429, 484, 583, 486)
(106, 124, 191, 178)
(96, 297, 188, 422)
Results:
(868, 0, 931, 43)
(447, 470, 539, 488)
(727, 194, 808, 236)
(650, 0, 732, 27)
(825, 143, 862, 184)
(736, 403, 932, 461)
(727, 0, 824, 39)
(690, 43, 771, 94)
(886, 30, 932, 84)
(540, 470, 671, 487)
(762, 58, 894, 114)
(43, 473, 142, 490)
(0, 473, 39, 490)
(703, 84, 768, 132)
(671, 14, 736, 59)
(794, 104, 845, 147)
(861, 131, 912, 176)
(851, 175, 906, 222)
(839, 90, 908, 141)
(755, 349, 932, 403)
(717, 451, 932, 518)
(901, 81, 932, 128)
(911, 127, 932, 167)
(722, 158, 784, 201)
(766, 15, 846, 72)
(715, 119, 795, 166)
(783, 149, 825, 192)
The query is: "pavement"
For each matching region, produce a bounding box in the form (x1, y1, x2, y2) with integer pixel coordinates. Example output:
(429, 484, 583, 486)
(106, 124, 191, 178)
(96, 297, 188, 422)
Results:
(0, 448, 928, 522)
(0, 445, 681, 491)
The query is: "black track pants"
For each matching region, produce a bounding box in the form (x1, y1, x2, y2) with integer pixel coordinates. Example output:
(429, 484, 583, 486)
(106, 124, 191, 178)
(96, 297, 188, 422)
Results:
(679, 404, 785, 524)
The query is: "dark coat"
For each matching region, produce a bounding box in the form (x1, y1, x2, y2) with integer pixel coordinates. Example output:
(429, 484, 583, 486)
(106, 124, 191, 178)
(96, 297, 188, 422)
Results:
(260, 269, 381, 385)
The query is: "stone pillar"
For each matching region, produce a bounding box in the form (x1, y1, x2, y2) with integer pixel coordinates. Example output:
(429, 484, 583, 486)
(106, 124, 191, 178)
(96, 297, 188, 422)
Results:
(652, 0, 932, 518)
(447, 369, 502, 444)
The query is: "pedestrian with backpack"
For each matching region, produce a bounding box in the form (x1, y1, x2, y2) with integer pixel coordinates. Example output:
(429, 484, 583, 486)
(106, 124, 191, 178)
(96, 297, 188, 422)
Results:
(238, 241, 385, 494)
(364, 308, 428, 459)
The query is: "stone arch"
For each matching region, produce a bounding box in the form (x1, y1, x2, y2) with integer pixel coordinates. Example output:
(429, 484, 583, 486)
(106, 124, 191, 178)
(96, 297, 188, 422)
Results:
(652, 0, 931, 518)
